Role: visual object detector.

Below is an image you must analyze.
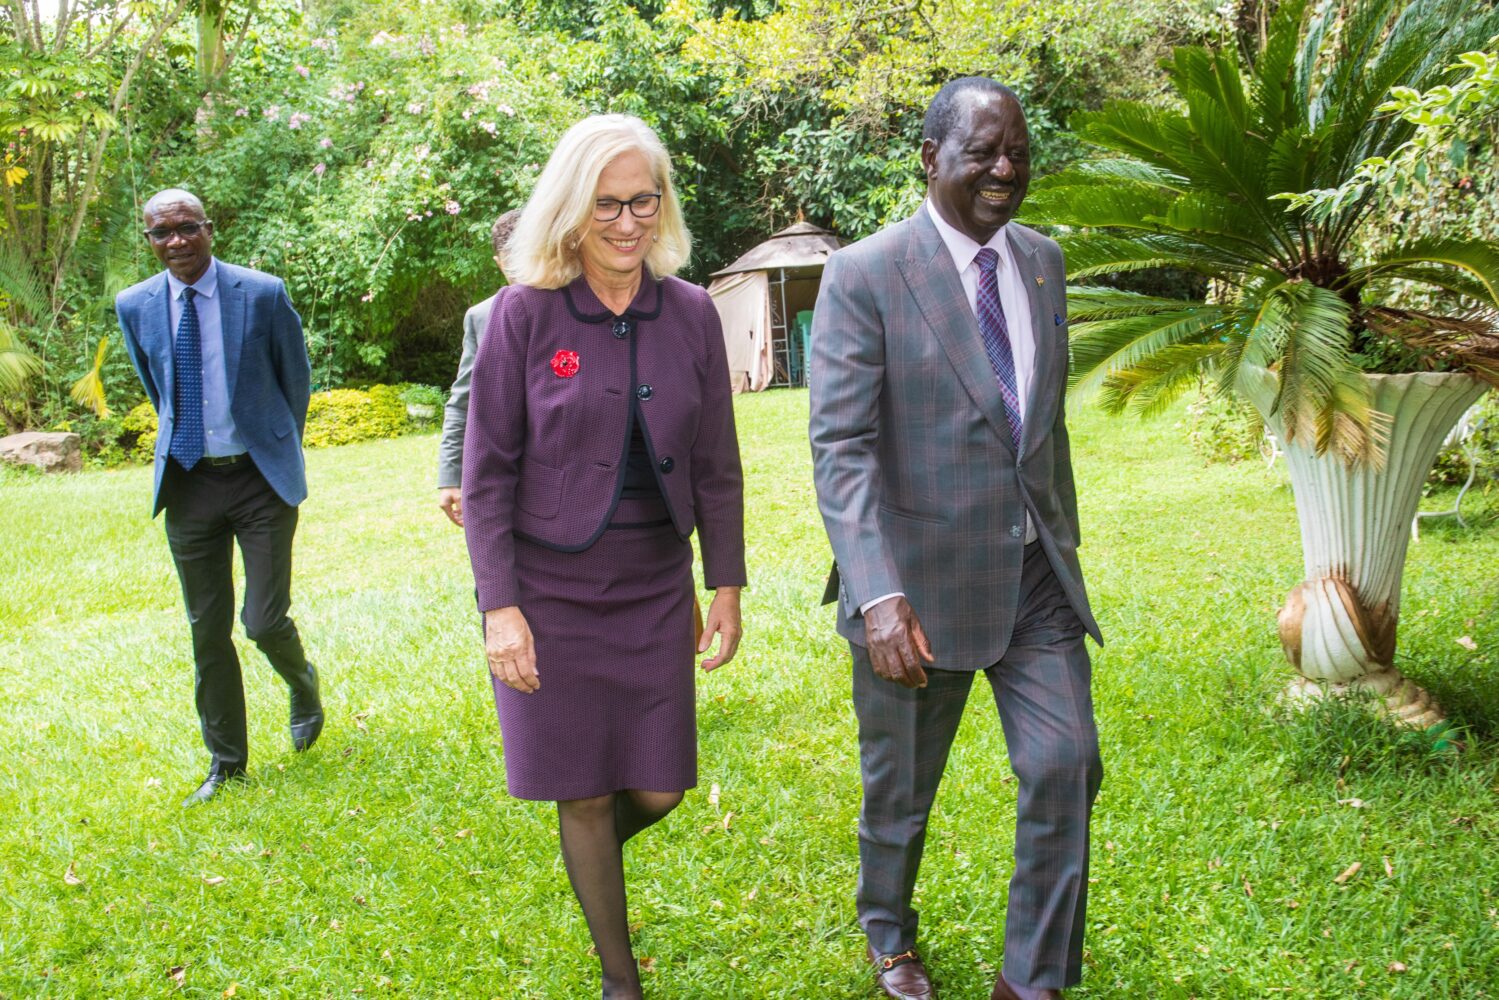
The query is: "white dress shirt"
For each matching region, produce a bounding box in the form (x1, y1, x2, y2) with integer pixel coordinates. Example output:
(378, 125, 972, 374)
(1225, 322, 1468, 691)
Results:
(166, 258, 245, 457)
(860, 201, 1039, 616)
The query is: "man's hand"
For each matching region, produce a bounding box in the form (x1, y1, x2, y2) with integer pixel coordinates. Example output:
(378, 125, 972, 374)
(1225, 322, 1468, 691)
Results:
(698, 586, 743, 671)
(863, 596, 934, 688)
(439, 487, 463, 526)
(484, 606, 539, 693)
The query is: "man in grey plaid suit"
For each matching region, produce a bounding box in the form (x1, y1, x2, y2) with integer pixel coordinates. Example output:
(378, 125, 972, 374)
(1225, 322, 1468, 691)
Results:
(809, 78, 1103, 1000)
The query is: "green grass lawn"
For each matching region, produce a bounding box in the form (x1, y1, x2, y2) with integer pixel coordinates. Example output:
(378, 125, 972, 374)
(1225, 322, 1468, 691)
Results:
(3, 390, 1497, 999)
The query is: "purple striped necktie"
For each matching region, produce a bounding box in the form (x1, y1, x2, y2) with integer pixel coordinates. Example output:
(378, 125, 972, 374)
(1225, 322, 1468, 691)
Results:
(974, 246, 1022, 450)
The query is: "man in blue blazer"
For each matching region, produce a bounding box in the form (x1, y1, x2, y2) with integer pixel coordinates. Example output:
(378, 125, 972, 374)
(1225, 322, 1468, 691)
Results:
(116, 188, 323, 806)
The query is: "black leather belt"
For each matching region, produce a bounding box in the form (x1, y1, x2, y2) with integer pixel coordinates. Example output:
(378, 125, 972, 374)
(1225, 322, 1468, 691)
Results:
(203, 453, 249, 466)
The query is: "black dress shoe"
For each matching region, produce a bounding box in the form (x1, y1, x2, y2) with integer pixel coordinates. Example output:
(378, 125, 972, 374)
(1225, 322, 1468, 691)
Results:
(869, 945, 936, 1000)
(290, 663, 324, 752)
(182, 771, 244, 807)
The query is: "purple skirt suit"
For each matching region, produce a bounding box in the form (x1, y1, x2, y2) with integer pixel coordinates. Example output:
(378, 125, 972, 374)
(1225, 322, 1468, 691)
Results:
(462, 275, 746, 801)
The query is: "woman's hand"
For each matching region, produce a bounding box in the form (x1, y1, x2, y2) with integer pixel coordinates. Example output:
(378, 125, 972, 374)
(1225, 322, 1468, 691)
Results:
(484, 606, 539, 693)
(697, 586, 742, 672)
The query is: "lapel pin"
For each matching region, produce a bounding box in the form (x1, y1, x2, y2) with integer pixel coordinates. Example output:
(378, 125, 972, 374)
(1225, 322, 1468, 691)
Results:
(1034, 275, 1045, 287)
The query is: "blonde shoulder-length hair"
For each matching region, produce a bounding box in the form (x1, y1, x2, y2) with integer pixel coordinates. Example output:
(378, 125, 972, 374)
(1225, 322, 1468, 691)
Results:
(507, 114, 691, 289)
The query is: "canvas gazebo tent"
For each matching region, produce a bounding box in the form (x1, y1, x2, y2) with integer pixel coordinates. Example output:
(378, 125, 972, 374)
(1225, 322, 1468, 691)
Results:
(706, 221, 846, 392)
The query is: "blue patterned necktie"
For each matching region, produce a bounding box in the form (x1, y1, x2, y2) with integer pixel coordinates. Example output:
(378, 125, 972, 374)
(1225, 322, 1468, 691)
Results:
(169, 286, 205, 470)
(974, 247, 1023, 451)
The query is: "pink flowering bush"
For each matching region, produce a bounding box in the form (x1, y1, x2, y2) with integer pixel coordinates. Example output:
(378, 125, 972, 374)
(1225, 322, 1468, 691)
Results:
(155, 7, 581, 384)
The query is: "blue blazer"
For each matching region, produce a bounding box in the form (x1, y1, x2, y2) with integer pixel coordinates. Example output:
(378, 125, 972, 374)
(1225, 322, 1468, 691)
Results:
(115, 259, 311, 516)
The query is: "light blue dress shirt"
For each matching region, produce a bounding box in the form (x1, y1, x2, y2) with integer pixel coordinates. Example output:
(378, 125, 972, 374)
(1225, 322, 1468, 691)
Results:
(166, 258, 245, 457)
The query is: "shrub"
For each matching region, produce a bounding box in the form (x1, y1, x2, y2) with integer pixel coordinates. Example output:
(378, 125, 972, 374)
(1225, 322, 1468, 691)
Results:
(398, 383, 445, 408)
(1429, 390, 1498, 486)
(1183, 384, 1264, 464)
(304, 385, 409, 448)
(121, 401, 158, 463)
(53, 412, 128, 469)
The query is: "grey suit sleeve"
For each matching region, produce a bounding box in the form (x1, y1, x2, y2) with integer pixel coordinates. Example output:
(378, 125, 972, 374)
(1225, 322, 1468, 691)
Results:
(808, 250, 903, 609)
(437, 300, 490, 489)
(1047, 243, 1081, 543)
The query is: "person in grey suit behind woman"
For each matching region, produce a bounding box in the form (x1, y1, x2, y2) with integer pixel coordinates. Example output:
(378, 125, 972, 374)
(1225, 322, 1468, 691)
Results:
(436, 209, 519, 526)
(809, 78, 1103, 1000)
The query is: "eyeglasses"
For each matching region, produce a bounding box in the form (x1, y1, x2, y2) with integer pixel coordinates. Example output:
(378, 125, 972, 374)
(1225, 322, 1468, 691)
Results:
(143, 221, 212, 243)
(593, 194, 661, 223)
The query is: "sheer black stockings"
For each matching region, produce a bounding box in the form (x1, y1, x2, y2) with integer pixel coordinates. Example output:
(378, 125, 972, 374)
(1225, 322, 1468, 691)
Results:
(556, 790, 683, 999)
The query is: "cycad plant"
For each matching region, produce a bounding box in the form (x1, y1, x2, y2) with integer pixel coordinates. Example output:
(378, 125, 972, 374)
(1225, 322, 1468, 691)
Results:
(1026, 0, 1499, 724)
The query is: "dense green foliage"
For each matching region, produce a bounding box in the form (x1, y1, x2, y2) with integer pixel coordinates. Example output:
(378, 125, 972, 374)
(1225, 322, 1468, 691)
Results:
(1026, 0, 1499, 463)
(1, 0, 1225, 438)
(3, 391, 1496, 996)
(302, 384, 410, 448)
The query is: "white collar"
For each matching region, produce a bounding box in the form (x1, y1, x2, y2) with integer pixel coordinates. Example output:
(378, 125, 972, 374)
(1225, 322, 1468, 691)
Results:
(925, 200, 1013, 274)
(166, 258, 219, 300)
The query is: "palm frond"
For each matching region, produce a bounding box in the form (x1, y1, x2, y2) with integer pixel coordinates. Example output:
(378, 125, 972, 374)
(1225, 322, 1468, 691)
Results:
(1060, 233, 1247, 281)
(1022, 184, 1176, 232)
(1097, 343, 1230, 417)
(1295, 0, 1337, 119)
(69, 336, 111, 418)
(1238, 281, 1376, 463)
(1251, 0, 1309, 134)
(1266, 123, 1339, 212)
(1068, 304, 1228, 400)
(1166, 45, 1251, 134)
(1162, 191, 1288, 264)
(0, 321, 43, 397)
(1363, 306, 1499, 387)
(1070, 103, 1197, 177)
(1065, 286, 1206, 321)
(1319, 0, 1499, 174)
(0, 234, 49, 326)
(1346, 238, 1499, 306)
(1036, 159, 1187, 191)
(1366, 265, 1492, 306)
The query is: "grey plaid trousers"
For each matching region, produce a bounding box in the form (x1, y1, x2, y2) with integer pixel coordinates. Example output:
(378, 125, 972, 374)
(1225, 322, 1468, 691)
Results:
(851, 543, 1102, 990)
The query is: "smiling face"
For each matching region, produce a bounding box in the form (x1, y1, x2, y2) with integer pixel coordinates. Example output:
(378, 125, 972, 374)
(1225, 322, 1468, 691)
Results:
(144, 199, 214, 284)
(577, 149, 659, 286)
(921, 90, 1031, 244)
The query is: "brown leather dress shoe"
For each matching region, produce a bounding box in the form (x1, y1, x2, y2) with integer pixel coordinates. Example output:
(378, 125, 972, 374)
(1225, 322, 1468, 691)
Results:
(990, 973, 1064, 1000)
(868, 945, 936, 1000)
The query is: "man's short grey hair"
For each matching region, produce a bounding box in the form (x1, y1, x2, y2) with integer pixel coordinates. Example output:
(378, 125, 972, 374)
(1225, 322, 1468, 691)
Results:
(922, 78, 1021, 145)
(143, 188, 206, 219)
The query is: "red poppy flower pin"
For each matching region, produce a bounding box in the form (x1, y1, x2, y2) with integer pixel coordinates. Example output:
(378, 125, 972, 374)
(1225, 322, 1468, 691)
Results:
(550, 349, 580, 378)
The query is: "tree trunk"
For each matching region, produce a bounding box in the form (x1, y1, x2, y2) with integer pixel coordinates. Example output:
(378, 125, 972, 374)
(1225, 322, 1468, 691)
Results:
(1242, 369, 1487, 727)
(197, 0, 230, 88)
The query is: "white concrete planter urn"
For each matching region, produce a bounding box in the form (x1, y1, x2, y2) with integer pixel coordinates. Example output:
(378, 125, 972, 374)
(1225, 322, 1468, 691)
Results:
(1241, 367, 1488, 727)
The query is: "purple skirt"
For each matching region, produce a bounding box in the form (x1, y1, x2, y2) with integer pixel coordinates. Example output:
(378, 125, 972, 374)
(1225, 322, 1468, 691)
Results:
(492, 495, 697, 801)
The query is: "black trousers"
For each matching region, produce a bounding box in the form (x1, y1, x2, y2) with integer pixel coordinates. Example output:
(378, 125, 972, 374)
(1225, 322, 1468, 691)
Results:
(162, 457, 313, 777)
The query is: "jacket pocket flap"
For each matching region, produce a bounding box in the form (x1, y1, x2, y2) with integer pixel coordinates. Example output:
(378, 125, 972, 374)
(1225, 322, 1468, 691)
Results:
(516, 460, 565, 519)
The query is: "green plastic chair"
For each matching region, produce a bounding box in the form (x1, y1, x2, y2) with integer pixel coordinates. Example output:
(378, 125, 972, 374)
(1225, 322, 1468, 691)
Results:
(794, 310, 815, 387)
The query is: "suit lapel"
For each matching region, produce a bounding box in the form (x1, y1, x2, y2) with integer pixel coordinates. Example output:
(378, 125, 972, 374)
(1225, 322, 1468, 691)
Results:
(895, 210, 1015, 453)
(219, 263, 245, 404)
(1009, 227, 1060, 458)
(147, 273, 176, 409)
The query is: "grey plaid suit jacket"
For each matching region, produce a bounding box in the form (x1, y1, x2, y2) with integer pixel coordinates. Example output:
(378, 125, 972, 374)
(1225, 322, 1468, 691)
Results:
(809, 208, 1101, 670)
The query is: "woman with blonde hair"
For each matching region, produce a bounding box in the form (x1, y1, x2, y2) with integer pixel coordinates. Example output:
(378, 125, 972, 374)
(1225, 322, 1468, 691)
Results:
(462, 114, 746, 999)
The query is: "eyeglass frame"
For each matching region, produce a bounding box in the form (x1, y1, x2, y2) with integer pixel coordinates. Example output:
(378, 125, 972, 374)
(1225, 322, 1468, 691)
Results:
(143, 220, 213, 244)
(592, 193, 661, 223)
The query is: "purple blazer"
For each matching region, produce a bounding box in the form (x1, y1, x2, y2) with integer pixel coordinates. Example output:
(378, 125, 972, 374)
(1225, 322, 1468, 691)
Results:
(462, 274, 747, 612)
